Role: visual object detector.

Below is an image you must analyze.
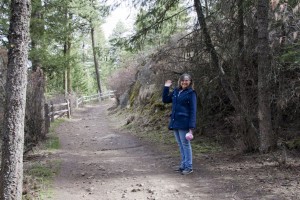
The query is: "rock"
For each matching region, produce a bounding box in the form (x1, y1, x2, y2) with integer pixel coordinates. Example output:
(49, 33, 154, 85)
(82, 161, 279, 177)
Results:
(136, 183, 143, 187)
(86, 187, 94, 192)
(131, 188, 141, 192)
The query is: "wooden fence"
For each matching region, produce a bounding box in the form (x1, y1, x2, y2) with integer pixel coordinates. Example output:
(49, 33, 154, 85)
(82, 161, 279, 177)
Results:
(76, 90, 115, 108)
(44, 99, 70, 127)
(45, 91, 115, 125)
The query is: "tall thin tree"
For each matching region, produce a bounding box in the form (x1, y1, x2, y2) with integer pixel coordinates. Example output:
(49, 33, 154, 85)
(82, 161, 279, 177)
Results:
(0, 0, 31, 199)
(237, 0, 258, 151)
(91, 25, 102, 94)
(63, 6, 72, 96)
(257, 0, 275, 152)
(30, 0, 44, 71)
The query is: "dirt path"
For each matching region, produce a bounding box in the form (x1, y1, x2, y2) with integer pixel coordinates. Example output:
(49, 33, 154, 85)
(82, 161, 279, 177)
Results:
(49, 101, 228, 200)
(49, 101, 299, 200)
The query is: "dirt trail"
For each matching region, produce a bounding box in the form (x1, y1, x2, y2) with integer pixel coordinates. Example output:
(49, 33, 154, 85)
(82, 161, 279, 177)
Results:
(49, 100, 299, 200)
(49, 101, 229, 200)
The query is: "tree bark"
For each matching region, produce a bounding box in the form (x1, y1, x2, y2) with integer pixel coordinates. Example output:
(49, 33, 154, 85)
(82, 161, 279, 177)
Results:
(237, 0, 246, 113)
(30, 0, 44, 71)
(67, 39, 72, 94)
(91, 26, 102, 94)
(257, 0, 275, 152)
(63, 42, 68, 96)
(63, 10, 72, 96)
(66, 13, 72, 94)
(237, 0, 258, 151)
(204, 0, 209, 17)
(0, 0, 31, 199)
(274, 14, 287, 138)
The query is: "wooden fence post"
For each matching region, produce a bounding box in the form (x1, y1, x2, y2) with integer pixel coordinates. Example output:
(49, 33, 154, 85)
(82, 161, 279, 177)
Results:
(50, 101, 54, 122)
(66, 99, 71, 118)
(44, 103, 50, 134)
(98, 92, 102, 102)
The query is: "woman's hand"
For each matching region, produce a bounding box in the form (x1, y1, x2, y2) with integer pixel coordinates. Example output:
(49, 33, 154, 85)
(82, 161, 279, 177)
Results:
(164, 80, 172, 87)
(186, 129, 194, 140)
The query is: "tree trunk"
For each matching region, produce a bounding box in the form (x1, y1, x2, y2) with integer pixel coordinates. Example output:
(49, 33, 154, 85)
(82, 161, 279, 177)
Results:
(30, 0, 44, 71)
(63, 42, 68, 97)
(25, 68, 46, 147)
(0, 0, 31, 199)
(204, 0, 209, 17)
(63, 36, 72, 95)
(63, 9, 72, 96)
(66, 13, 72, 94)
(257, 0, 275, 152)
(237, 0, 246, 115)
(67, 39, 72, 94)
(91, 26, 102, 94)
(237, 0, 258, 151)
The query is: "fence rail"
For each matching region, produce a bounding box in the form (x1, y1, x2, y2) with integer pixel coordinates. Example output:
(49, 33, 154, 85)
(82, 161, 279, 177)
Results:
(76, 90, 115, 108)
(45, 91, 115, 125)
(45, 100, 70, 123)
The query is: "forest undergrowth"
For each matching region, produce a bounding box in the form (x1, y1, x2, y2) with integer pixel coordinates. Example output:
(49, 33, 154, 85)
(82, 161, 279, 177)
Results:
(22, 119, 64, 200)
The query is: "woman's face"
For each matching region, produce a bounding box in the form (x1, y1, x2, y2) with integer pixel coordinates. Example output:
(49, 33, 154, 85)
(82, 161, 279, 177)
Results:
(180, 76, 191, 89)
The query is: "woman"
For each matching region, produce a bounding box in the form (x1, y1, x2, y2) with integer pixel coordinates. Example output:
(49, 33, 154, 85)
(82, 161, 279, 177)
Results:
(162, 73, 197, 175)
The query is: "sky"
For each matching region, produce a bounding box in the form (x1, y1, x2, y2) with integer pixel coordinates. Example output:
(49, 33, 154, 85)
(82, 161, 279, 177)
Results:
(101, 4, 136, 39)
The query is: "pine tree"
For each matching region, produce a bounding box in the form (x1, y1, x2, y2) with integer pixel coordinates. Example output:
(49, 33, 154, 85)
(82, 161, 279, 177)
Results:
(0, 0, 31, 198)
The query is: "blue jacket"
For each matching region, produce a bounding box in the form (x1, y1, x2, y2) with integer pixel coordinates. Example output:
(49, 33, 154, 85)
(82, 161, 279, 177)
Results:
(162, 86, 197, 130)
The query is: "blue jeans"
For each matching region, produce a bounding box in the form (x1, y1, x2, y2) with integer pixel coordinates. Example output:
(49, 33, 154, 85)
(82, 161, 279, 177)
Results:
(174, 129, 193, 170)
